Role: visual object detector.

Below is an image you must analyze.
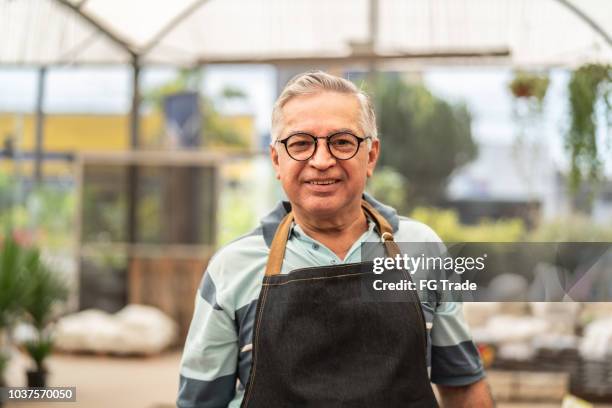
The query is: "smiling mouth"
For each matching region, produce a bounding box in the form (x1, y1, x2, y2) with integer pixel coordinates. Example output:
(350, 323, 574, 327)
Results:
(307, 180, 339, 185)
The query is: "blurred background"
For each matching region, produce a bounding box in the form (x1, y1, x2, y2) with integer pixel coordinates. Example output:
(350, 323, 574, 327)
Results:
(0, 0, 611, 407)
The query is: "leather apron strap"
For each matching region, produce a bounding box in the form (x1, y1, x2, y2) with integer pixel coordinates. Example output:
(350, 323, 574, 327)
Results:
(264, 199, 400, 277)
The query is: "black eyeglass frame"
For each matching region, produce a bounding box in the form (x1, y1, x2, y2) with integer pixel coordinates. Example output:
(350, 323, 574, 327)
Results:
(276, 132, 372, 161)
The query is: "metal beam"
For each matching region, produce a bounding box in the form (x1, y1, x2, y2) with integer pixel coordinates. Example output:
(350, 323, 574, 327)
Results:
(53, 0, 137, 58)
(141, 0, 211, 55)
(367, 0, 379, 78)
(197, 48, 511, 66)
(34, 67, 47, 185)
(553, 0, 612, 49)
(130, 56, 141, 149)
(127, 55, 141, 252)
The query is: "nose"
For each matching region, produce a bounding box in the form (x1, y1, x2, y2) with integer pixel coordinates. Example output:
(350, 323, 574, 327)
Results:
(308, 139, 336, 170)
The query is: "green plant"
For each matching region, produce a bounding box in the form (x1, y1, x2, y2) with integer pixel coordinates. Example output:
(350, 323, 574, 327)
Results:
(21, 249, 67, 377)
(219, 185, 256, 246)
(143, 69, 250, 149)
(24, 336, 53, 372)
(21, 249, 68, 331)
(410, 207, 526, 242)
(566, 63, 612, 194)
(0, 234, 29, 386)
(509, 71, 550, 105)
(0, 235, 68, 378)
(527, 215, 612, 242)
(373, 75, 477, 208)
(0, 234, 27, 329)
(25, 187, 76, 250)
(367, 167, 410, 215)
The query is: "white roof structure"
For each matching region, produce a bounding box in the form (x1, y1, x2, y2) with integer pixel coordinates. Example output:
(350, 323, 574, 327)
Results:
(1, 0, 611, 67)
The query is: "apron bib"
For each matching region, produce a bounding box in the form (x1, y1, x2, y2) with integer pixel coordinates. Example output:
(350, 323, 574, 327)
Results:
(241, 201, 438, 407)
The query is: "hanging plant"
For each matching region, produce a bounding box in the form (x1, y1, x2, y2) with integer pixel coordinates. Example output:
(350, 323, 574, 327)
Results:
(509, 70, 550, 107)
(566, 63, 612, 193)
(508, 71, 550, 198)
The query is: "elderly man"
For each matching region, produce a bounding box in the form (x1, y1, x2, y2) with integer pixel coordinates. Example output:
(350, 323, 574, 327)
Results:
(178, 71, 493, 407)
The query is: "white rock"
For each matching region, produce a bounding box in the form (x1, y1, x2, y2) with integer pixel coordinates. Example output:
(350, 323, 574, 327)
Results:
(54, 306, 177, 355)
(462, 302, 500, 328)
(579, 317, 612, 361)
(114, 304, 177, 355)
(481, 315, 550, 343)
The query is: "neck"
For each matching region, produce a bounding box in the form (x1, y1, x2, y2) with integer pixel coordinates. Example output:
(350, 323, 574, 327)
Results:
(292, 202, 368, 260)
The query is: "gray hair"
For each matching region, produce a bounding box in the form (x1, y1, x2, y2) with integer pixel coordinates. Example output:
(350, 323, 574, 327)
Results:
(270, 71, 378, 144)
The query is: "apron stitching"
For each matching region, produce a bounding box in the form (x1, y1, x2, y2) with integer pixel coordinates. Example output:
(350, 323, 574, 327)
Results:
(262, 272, 368, 286)
(243, 280, 270, 406)
(278, 261, 363, 274)
(399, 267, 429, 356)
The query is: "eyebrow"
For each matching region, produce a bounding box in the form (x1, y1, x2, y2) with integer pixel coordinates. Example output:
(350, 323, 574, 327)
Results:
(285, 128, 358, 137)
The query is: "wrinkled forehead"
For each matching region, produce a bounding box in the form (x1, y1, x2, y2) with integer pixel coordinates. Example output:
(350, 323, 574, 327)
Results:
(280, 92, 363, 137)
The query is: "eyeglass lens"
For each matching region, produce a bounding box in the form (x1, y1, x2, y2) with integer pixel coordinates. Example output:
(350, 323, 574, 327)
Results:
(285, 133, 361, 160)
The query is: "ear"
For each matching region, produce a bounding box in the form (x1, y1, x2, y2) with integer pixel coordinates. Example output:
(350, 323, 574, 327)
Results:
(366, 138, 380, 178)
(270, 144, 281, 179)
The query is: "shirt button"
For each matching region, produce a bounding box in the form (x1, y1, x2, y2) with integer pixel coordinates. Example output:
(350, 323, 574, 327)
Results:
(330, 259, 337, 264)
(312, 244, 319, 250)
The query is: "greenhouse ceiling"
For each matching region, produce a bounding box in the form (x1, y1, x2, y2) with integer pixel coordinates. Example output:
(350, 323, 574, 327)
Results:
(1, 0, 611, 68)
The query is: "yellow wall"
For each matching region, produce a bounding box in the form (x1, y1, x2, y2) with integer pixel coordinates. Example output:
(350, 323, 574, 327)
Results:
(0, 112, 255, 177)
(0, 112, 163, 151)
(0, 112, 255, 151)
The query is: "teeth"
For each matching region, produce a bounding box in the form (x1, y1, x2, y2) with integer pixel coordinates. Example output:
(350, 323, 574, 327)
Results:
(309, 180, 337, 185)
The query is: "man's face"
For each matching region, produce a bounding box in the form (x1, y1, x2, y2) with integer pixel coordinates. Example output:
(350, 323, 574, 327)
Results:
(270, 91, 379, 218)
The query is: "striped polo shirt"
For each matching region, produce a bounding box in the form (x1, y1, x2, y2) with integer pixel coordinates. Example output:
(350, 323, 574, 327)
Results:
(178, 194, 484, 408)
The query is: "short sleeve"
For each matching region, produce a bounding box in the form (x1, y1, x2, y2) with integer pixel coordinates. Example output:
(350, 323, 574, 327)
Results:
(429, 302, 485, 386)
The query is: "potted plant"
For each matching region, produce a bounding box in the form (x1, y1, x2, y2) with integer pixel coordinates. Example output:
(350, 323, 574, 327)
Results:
(23, 337, 54, 387)
(0, 234, 31, 407)
(20, 248, 68, 388)
(509, 70, 549, 104)
(0, 235, 28, 392)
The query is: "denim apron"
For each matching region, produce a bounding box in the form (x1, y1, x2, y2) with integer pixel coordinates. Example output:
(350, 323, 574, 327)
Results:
(241, 200, 439, 407)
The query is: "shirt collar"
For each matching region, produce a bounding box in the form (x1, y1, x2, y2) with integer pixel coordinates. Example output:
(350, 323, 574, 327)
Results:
(260, 192, 399, 248)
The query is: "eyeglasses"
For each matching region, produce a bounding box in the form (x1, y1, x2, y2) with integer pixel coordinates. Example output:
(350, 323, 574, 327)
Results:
(276, 132, 372, 161)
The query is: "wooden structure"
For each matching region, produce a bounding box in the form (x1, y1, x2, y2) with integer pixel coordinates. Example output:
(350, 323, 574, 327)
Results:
(75, 151, 222, 341)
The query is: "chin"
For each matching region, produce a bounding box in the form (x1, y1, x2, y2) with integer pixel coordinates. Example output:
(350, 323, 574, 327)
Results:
(299, 197, 346, 217)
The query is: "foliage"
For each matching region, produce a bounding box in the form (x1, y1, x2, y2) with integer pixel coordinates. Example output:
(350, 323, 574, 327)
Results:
(218, 185, 256, 246)
(0, 234, 68, 376)
(508, 71, 550, 199)
(143, 69, 250, 149)
(220, 86, 247, 99)
(203, 98, 250, 148)
(566, 63, 612, 194)
(373, 75, 477, 208)
(0, 235, 28, 329)
(24, 336, 54, 372)
(143, 69, 202, 108)
(0, 351, 7, 384)
(21, 249, 68, 331)
(367, 167, 410, 215)
(0, 173, 15, 213)
(82, 185, 126, 243)
(25, 187, 75, 249)
(410, 207, 526, 242)
(509, 70, 550, 105)
(526, 215, 612, 242)
(0, 177, 76, 250)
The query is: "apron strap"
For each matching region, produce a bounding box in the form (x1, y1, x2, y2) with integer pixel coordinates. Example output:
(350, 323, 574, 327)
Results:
(264, 210, 295, 277)
(361, 200, 401, 259)
(265, 200, 400, 276)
